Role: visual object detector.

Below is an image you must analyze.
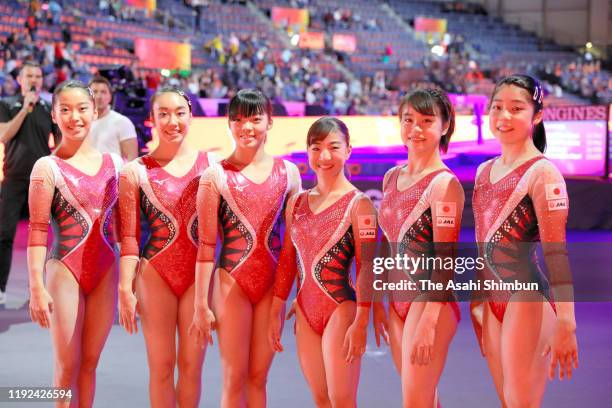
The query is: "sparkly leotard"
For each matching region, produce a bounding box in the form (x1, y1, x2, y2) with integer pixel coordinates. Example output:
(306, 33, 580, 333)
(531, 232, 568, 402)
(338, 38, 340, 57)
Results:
(197, 158, 302, 304)
(28, 153, 122, 294)
(472, 156, 566, 325)
(274, 190, 377, 335)
(119, 151, 215, 297)
(379, 167, 462, 322)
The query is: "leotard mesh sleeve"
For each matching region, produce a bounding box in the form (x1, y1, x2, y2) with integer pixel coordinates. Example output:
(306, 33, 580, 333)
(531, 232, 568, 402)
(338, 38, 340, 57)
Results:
(429, 173, 465, 302)
(196, 164, 222, 263)
(28, 158, 55, 247)
(528, 161, 572, 291)
(351, 193, 378, 307)
(273, 193, 301, 301)
(118, 162, 141, 259)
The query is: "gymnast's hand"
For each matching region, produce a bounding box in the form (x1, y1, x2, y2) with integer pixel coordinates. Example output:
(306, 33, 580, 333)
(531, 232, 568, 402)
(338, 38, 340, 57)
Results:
(411, 314, 436, 366)
(268, 297, 287, 353)
(285, 299, 297, 321)
(29, 287, 53, 329)
(372, 302, 390, 347)
(189, 305, 216, 347)
(543, 318, 578, 381)
(344, 317, 368, 363)
(118, 288, 139, 335)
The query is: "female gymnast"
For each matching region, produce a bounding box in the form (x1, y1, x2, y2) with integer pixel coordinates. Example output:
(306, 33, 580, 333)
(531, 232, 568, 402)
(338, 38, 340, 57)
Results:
(268, 117, 377, 407)
(118, 86, 217, 407)
(376, 88, 464, 407)
(28, 80, 122, 407)
(472, 74, 578, 407)
(189, 89, 301, 407)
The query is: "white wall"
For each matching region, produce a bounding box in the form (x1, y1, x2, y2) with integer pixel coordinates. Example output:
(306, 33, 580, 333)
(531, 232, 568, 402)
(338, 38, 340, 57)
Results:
(468, 0, 610, 51)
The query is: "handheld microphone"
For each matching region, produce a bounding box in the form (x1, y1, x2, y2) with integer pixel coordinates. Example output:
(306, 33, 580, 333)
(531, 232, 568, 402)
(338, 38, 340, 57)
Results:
(27, 85, 36, 113)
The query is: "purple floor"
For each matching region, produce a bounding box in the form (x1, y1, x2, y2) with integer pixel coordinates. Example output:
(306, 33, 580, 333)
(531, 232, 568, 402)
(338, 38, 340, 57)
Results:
(0, 224, 611, 406)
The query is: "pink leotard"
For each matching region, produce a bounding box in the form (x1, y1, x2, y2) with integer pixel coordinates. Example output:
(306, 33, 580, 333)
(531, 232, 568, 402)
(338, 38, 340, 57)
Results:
(119, 151, 216, 297)
(28, 153, 122, 294)
(274, 189, 377, 335)
(379, 166, 462, 322)
(197, 158, 302, 304)
(472, 156, 567, 326)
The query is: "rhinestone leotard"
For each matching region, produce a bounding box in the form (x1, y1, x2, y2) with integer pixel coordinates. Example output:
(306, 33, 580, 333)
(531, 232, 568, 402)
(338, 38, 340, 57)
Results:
(379, 167, 461, 322)
(197, 158, 302, 304)
(472, 156, 566, 325)
(274, 190, 377, 335)
(28, 153, 122, 294)
(119, 151, 215, 297)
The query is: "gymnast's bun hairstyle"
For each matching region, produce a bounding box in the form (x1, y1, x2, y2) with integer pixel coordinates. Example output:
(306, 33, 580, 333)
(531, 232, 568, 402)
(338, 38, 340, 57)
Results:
(52, 79, 94, 108)
(306, 116, 350, 147)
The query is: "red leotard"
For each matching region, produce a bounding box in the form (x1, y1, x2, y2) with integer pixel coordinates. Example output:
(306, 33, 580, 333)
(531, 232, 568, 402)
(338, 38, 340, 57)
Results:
(379, 167, 462, 322)
(28, 153, 122, 294)
(472, 156, 565, 325)
(119, 151, 215, 297)
(197, 158, 302, 304)
(274, 190, 376, 336)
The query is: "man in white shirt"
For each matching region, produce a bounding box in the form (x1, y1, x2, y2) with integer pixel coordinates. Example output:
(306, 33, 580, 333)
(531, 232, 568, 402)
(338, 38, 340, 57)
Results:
(89, 76, 138, 161)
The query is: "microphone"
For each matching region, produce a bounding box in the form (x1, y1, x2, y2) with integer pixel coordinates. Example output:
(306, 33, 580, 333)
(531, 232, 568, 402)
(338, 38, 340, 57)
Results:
(27, 85, 36, 113)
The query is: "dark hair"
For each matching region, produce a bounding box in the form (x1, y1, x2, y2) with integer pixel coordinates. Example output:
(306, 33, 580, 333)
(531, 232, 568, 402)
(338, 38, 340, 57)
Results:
(228, 89, 272, 121)
(149, 85, 193, 116)
(89, 75, 112, 93)
(307, 117, 350, 146)
(398, 88, 455, 153)
(52, 80, 94, 108)
(490, 74, 546, 153)
(89, 75, 113, 104)
(19, 61, 42, 75)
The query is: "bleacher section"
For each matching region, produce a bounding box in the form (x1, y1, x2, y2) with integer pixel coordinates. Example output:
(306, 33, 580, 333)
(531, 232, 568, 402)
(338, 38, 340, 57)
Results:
(1, 0, 608, 108)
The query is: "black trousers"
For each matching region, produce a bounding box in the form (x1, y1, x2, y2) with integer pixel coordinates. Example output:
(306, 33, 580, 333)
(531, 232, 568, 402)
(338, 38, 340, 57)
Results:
(0, 178, 30, 292)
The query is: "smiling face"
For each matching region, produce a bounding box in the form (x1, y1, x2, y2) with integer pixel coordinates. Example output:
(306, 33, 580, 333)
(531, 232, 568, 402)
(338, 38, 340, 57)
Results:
(52, 87, 97, 142)
(151, 91, 192, 144)
(489, 84, 542, 146)
(400, 104, 447, 154)
(227, 89, 273, 151)
(307, 130, 351, 178)
(228, 112, 272, 150)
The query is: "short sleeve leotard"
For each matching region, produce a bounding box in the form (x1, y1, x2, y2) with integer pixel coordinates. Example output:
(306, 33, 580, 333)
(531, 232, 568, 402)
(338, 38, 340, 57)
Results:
(472, 156, 566, 323)
(28, 153, 122, 294)
(379, 166, 462, 322)
(197, 158, 302, 304)
(119, 151, 216, 297)
(274, 189, 376, 335)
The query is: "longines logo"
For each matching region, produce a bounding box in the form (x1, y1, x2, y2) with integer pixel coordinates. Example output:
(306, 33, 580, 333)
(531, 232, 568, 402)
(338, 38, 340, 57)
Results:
(543, 105, 608, 121)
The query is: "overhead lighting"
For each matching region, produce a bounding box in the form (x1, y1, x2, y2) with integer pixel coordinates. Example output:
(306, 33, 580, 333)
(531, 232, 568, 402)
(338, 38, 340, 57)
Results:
(431, 45, 445, 57)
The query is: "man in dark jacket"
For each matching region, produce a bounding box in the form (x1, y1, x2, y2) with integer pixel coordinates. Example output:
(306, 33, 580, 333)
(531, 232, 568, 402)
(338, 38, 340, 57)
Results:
(0, 61, 56, 304)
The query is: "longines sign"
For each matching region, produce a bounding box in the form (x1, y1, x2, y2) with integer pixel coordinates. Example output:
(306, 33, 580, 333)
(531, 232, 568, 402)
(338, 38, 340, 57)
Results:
(543, 105, 608, 121)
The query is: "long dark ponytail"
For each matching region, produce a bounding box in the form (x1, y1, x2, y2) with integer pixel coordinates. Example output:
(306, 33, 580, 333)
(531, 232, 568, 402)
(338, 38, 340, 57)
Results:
(490, 74, 546, 153)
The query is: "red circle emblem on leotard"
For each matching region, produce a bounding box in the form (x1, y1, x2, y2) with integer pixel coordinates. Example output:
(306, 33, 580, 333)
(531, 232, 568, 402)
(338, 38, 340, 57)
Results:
(443, 206, 450, 213)
(364, 218, 371, 225)
(553, 188, 560, 195)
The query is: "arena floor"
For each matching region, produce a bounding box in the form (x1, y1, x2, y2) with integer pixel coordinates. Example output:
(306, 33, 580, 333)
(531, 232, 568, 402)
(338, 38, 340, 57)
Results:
(1, 224, 611, 407)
